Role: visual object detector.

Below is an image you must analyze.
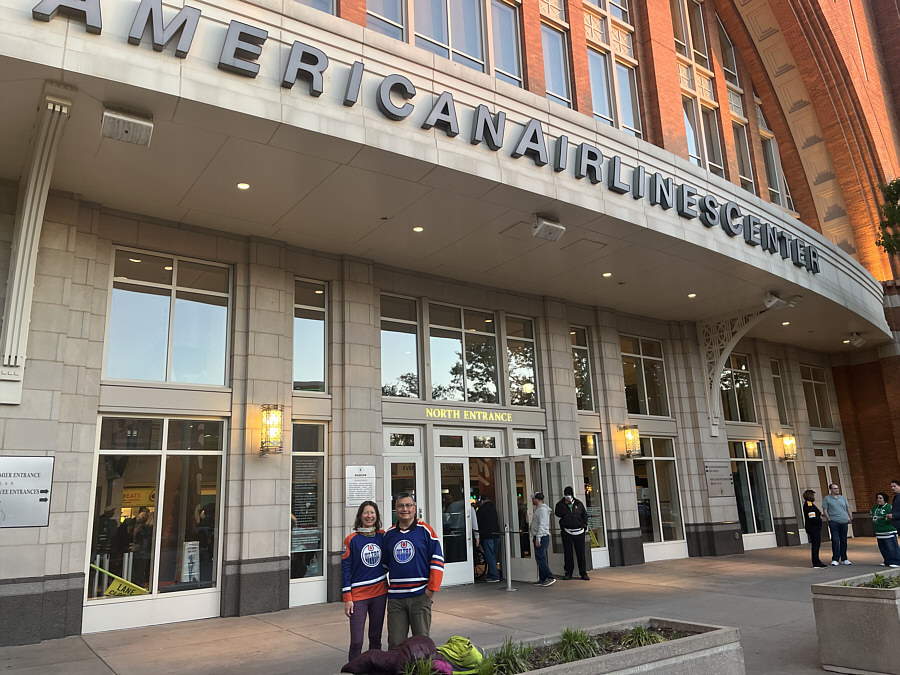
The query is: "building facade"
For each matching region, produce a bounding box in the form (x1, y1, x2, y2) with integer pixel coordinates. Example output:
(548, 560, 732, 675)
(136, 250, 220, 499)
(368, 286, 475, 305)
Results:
(0, 0, 897, 645)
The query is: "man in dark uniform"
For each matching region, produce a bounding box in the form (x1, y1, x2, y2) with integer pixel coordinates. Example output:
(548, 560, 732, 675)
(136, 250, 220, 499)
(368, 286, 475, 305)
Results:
(554, 486, 589, 580)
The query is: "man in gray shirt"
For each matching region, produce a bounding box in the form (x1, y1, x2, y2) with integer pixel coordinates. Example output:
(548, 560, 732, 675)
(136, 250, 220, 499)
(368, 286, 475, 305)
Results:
(529, 493, 555, 586)
(821, 483, 852, 565)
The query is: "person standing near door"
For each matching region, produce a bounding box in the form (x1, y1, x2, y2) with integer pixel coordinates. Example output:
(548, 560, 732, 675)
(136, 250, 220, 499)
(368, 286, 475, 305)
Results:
(821, 483, 853, 566)
(802, 490, 827, 568)
(383, 492, 444, 649)
(529, 492, 555, 586)
(555, 486, 589, 580)
(476, 495, 500, 582)
(342, 501, 388, 662)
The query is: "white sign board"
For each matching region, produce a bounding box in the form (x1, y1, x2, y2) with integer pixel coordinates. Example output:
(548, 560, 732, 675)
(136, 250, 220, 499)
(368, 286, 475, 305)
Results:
(182, 541, 200, 582)
(704, 461, 735, 498)
(0, 456, 55, 527)
(345, 465, 376, 508)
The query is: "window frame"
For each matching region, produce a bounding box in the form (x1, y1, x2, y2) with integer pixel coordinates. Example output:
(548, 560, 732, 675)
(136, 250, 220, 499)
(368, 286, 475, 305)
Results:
(621, 335, 671, 418)
(290, 422, 328, 581)
(541, 22, 572, 108)
(634, 437, 684, 543)
(800, 364, 834, 429)
(580, 432, 607, 549)
(293, 277, 328, 394)
(104, 247, 232, 387)
(570, 326, 595, 411)
(770, 359, 790, 426)
(380, 293, 421, 399)
(720, 353, 757, 423)
(728, 440, 774, 535)
(505, 314, 539, 408)
(295, 0, 334, 14)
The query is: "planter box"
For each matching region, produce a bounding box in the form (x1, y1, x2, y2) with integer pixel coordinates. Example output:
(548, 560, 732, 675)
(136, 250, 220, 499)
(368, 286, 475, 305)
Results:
(484, 617, 744, 674)
(813, 572, 900, 674)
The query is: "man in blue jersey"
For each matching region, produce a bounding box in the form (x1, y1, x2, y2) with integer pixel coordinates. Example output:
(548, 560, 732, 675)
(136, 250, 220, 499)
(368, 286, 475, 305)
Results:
(383, 492, 444, 648)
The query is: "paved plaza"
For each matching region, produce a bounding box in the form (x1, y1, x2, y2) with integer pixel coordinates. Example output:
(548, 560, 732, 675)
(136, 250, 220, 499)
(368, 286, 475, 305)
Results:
(0, 538, 885, 674)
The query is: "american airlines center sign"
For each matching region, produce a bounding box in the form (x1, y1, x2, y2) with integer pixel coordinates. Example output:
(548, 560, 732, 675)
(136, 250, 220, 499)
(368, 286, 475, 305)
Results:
(32, 0, 821, 274)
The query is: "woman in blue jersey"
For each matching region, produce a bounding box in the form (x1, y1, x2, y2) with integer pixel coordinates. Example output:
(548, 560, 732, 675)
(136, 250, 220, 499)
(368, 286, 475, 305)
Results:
(341, 500, 388, 662)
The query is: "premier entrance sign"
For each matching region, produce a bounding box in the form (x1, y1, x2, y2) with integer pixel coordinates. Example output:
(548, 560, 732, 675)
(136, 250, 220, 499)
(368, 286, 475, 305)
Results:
(32, 0, 821, 274)
(0, 456, 54, 527)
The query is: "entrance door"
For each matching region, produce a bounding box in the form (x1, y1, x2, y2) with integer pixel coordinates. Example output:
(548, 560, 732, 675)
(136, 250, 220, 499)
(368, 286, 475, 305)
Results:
(439, 460, 473, 586)
(539, 456, 576, 570)
(385, 458, 425, 526)
(499, 455, 535, 581)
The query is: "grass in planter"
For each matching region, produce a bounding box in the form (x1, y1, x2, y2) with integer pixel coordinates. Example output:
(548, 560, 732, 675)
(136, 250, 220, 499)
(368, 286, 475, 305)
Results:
(843, 572, 900, 588)
(621, 625, 666, 648)
(401, 656, 435, 675)
(550, 627, 599, 663)
(476, 637, 533, 675)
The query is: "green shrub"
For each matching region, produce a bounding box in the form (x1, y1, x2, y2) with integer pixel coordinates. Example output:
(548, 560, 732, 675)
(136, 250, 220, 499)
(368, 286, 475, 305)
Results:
(401, 656, 435, 675)
(485, 637, 532, 674)
(621, 625, 665, 648)
(856, 573, 900, 589)
(551, 627, 599, 663)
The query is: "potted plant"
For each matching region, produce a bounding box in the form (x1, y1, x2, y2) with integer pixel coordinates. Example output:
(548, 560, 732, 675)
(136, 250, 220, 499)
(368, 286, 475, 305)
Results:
(812, 572, 900, 674)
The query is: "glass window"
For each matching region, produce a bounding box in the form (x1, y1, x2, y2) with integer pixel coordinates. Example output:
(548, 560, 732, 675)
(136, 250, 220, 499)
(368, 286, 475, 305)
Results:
(542, 24, 571, 107)
(717, 18, 738, 86)
(430, 303, 499, 404)
(506, 316, 537, 407)
(686, 0, 708, 68)
(702, 106, 724, 177)
(294, 279, 326, 392)
(588, 49, 614, 125)
(106, 250, 229, 385)
(609, 0, 629, 23)
(491, 0, 522, 86)
(581, 433, 606, 548)
(88, 418, 223, 600)
(414, 0, 484, 70)
(291, 424, 326, 579)
(634, 437, 683, 543)
(616, 63, 642, 138)
(381, 295, 420, 398)
(732, 122, 755, 193)
(771, 360, 789, 425)
(571, 327, 594, 411)
(682, 97, 702, 166)
(368, 0, 404, 39)
(295, 0, 333, 12)
(720, 353, 756, 422)
(621, 336, 669, 417)
(729, 441, 773, 534)
(670, 0, 688, 57)
(801, 365, 833, 428)
(761, 137, 782, 206)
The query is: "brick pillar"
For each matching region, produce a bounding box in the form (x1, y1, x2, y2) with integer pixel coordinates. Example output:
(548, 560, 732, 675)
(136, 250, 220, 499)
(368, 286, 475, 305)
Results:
(565, 0, 593, 114)
(633, 0, 686, 154)
(338, 0, 366, 27)
(521, 1, 546, 96)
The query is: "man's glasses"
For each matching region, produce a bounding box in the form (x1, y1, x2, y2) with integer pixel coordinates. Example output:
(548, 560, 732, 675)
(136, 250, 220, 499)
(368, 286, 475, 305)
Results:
(396, 503, 415, 510)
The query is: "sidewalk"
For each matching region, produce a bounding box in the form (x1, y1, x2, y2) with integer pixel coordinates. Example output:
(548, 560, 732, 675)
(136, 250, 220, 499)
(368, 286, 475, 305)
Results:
(0, 539, 884, 674)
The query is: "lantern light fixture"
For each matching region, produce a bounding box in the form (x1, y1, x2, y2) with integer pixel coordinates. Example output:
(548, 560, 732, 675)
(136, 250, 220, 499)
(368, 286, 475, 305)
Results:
(618, 425, 641, 460)
(260, 404, 284, 456)
(779, 434, 797, 461)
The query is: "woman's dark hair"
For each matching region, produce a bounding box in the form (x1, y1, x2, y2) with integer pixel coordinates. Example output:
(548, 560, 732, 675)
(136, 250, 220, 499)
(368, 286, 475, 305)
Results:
(877, 492, 891, 503)
(802, 489, 816, 502)
(354, 500, 382, 531)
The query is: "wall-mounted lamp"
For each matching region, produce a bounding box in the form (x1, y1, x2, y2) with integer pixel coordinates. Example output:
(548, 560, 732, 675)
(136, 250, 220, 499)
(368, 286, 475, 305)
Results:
(260, 404, 284, 456)
(619, 425, 641, 460)
(744, 441, 760, 459)
(779, 434, 797, 461)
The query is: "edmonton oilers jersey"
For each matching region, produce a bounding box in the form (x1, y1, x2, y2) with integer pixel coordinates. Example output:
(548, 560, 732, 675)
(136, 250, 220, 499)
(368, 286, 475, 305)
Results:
(341, 531, 387, 602)
(382, 521, 444, 597)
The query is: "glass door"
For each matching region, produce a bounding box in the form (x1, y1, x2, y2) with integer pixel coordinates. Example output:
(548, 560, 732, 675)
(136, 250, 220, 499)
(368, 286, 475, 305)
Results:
(385, 458, 425, 526)
(499, 455, 536, 581)
(539, 456, 575, 552)
(439, 461, 473, 586)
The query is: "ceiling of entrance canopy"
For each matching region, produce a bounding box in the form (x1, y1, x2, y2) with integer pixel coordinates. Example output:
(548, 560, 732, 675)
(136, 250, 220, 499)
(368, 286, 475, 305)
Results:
(0, 61, 888, 354)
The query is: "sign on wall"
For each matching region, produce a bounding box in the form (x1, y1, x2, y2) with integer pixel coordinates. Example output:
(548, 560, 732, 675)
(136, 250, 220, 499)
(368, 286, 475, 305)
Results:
(704, 461, 735, 498)
(345, 465, 376, 508)
(0, 456, 55, 527)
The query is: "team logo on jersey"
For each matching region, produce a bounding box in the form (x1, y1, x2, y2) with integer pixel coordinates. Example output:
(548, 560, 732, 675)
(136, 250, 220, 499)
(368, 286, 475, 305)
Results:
(393, 539, 415, 564)
(361, 543, 381, 568)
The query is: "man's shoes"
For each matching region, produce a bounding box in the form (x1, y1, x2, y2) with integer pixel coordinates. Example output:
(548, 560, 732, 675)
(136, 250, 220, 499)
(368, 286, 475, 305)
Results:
(813, 564, 828, 568)
(842, 560, 852, 565)
(880, 563, 887, 566)
(890, 564, 900, 568)
(541, 578, 556, 586)
(580, 574, 590, 580)
(562, 575, 572, 580)
(831, 561, 840, 566)
(532, 580, 544, 585)
(486, 577, 500, 582)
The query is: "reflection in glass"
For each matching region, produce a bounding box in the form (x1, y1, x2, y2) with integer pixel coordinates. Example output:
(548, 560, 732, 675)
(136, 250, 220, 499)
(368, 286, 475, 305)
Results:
(655, 459, 683, 541)
(106, 285, 169, 381)
(295, 0, 333, 13)
(573, 348, 593, 410)
(542, 24, 570, 106)
(390, 462, 418, 526)
(634, 460, 656, 542)
(633, 441, 683, 543)
(491, 0, 521, 86)
(158, 455, 220, 592)
(294, 310, 326, 392)
(508, 340, 536, 406)
(100, 418, 163, 451)
(440, 463, 468, 564)
(167, 420, 223, 451)
(450, 0, 483, 68)
(582, 457, 606, 547)
(616, 62, 642, 137)
(588, 49, 613, 125)
(88, 454, 161, 598)
(431, 329, 464, 400)
(382, 322, 419, 397)
(172, 292, 227, 385)
(465, 333, 499, 403)
(291, 454, 325, 579)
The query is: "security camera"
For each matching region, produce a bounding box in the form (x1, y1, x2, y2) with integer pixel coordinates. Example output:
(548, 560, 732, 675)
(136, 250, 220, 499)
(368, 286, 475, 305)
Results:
(763, 292, 788, 310)
(850, 332, 866, 348)
(532, 216, 566, 242)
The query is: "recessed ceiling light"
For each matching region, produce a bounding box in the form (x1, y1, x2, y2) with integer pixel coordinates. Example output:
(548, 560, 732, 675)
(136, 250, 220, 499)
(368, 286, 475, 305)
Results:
(782, 321, 790, 326)
(129, 258, 141, 263)
(602, 272, 612, 278)
(164, 266, 173, 271)
(687, 293, 697, 299)
(413, 226, 424, 232)
(236, 182, 250, 190)
(485, 318, 493, 323)
(842, 339, 851, 344)
(314, 290, 324, 294)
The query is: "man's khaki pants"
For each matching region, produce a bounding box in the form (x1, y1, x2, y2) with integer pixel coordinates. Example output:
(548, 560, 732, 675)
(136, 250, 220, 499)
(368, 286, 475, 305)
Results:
(387, 593, 433, 649)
